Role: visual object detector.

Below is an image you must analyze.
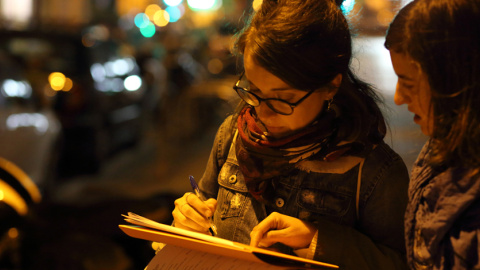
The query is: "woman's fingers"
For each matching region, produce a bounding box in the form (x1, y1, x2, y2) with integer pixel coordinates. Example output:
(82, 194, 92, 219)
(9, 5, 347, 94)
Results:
(172, 193, 205, 231)
(250, 213, 278, 247)
(204, 198, 217, 213)
(172, 192, 216, 234)
(250, 212, 317, 249)
(257, 229, 291, 247)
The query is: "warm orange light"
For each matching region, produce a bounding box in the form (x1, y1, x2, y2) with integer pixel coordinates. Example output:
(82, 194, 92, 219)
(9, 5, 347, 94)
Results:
(62, 78, 73, 91)
(48, 72, 66, 91)
(377, 8, 394, 26)
(365, 0, 387, 11)
(48, 72, 73, 92)
(8, 228, 19, 239)
(207, 58, 223, 74)
(116, 0, 152, 16)
(153, 10, 170, 27)
(44, 84, 57, 97)
(145, 4, 161, 20)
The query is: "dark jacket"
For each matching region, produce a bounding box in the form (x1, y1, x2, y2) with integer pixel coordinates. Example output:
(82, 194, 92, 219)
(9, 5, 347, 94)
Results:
(405, 141, 480, 269)
(199, 115, 410, 269)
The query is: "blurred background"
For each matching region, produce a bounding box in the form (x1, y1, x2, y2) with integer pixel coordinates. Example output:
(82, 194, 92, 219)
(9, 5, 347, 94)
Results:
(0, 0, 426, 269)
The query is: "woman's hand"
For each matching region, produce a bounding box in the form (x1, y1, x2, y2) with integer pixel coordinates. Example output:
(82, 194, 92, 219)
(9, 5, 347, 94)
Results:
(250, 212, 317, 249)
(172, 192, 217, 235)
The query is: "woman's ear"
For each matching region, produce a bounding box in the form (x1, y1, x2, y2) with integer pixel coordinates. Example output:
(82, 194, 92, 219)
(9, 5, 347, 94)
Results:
(327, 73, 342, 97)
(331, 74, 342, 88)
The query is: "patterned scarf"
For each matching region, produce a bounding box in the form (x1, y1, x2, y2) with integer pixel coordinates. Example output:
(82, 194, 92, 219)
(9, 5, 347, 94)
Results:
(404, 140, 480, 268)
(235, 107, 354, 202)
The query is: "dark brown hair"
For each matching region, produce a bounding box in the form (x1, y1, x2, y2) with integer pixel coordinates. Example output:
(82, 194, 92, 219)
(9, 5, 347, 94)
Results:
(387, 0, 480, 168)
(384, 1, 417, 53)
(232, 0, 387, 144)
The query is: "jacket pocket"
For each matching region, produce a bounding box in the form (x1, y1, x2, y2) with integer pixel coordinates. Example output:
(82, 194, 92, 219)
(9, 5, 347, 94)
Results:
(217, 162, 248, 219)
(296, 187, 352, 219)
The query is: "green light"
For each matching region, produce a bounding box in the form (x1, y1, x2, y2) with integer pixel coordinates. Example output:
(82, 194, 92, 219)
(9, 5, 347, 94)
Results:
(140, 22, 156, 38)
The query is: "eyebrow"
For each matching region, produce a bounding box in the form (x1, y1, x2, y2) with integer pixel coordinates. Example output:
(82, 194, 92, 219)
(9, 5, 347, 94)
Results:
(249, 80, 295, 92)
(397, 74, 414, 81)
(271, 87, 296, 91)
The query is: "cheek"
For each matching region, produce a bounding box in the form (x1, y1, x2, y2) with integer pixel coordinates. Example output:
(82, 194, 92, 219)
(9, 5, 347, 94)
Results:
(393, 84, 403, 105)
(417, 94, 434, 136)
(288, 102, 324, 129)
(417, 82, 433, 117)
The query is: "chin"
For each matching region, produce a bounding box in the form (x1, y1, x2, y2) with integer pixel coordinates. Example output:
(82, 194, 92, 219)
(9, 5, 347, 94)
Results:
(420, 125, 433, 137)
(269, 130, 294, 139)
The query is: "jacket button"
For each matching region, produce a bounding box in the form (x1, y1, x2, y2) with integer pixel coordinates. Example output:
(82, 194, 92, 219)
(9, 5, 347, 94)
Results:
(228, 175, 237, 184)
(275, 198, 285, 208)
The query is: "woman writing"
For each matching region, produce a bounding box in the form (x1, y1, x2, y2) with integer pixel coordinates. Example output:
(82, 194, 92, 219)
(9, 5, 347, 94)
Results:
(173, 0, 410, 268)
(385, 0, 480, 268)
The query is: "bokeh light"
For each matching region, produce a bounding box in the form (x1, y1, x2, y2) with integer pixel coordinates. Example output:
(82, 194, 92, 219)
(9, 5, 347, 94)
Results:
(1, 79, 32, 98)
(48, 72, 66, 91)
(140, 21, 156, 37)
(165, 6, 182, 22)
(177, 3, 186, 16)
(1, 0, 33, 26)
(153, 10, 170, 27)
(145, 4, 162, 20)
(342, 0, 355, 14)
(6, 113, 49, 134)
(124, 75, 142, 91)
(47, 72, 73, 92)
(207, 58, 223, 74)
(8, 228, 19, 239)
(63, 78, 73, 91)
(82, 33, 96, 47)
(164, 0, 182, 6)
(134, 13, 150, 28)
(187, 0, 221, 10)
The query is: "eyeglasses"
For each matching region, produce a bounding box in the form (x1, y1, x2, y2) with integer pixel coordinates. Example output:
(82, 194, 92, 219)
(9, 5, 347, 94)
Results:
(232, 72, 315, 115)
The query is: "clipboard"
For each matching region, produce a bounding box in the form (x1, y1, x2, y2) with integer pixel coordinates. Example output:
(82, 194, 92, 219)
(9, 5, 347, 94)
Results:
(119, 218, 338, 269)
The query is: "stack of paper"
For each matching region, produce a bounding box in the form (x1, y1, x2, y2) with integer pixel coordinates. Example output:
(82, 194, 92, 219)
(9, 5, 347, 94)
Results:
(120, 212, 338, 270)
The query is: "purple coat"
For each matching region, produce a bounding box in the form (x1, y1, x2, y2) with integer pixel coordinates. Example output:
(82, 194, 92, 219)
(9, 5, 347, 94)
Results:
(405, 140, 480, 269)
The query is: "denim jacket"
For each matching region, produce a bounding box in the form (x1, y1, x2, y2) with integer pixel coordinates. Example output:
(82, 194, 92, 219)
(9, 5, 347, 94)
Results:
(199, 116, 410, 269)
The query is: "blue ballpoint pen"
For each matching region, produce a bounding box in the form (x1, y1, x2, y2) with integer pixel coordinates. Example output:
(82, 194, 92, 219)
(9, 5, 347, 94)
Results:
(189, 175, 218, 236)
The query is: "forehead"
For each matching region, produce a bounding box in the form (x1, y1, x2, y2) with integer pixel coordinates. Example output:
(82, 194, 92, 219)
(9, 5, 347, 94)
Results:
(243, 46, 291, 90)
(390, 51, 419, 79)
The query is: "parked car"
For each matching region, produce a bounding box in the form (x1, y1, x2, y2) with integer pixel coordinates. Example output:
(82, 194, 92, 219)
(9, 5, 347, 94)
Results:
(0, 27, 148, 177)
(0, 49, 61, 193)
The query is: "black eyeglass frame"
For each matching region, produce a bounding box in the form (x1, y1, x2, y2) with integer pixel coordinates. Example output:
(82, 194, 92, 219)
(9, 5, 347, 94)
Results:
(232, 72, 316, 115)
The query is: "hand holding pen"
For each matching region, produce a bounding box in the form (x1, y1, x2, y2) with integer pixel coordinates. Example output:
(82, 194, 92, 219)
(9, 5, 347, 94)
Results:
(189, 175, 218, 236)
(172, 175, 218, 236)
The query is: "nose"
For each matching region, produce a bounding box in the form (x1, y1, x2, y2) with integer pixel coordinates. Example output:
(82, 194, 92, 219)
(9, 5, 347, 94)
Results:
(255, 102, 276, 119)
(394, 83, 409, 106)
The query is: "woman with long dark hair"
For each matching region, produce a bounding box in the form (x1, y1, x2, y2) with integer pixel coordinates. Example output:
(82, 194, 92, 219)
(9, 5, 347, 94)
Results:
(386, 0, 480, 268)
(172, 0, 410, 268)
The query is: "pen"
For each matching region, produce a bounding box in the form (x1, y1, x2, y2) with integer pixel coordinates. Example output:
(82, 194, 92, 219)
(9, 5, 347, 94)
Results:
(189, 175, 218, 236)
